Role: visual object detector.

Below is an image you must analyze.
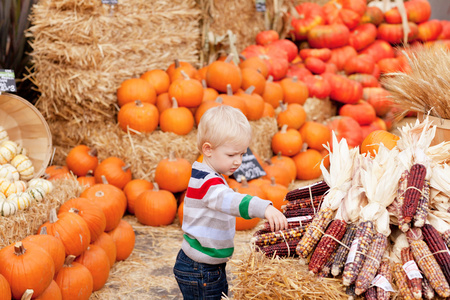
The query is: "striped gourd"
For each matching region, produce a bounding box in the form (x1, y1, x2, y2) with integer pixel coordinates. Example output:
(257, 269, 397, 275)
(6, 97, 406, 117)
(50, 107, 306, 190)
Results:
(0, 178, 17, 197)
(27, 186, 46, 202)
(0, 164, 19, 182)
(11, 154, 34, 181)
(376, 259, 392, 300)
(407, 228, 450, 298)
(0, 126, 8, 144)
(14, 181, 27, 193)
(412, 180, 429, 227)
(400, 247, 422, 299)
(402, 164, 426, 224)
(0, 141, 17, 164)
(355, 232, 388, 295)
(422, 223, 450, 284)
(27, 178, 53, 194)
(8, 192, 32, 210)
(393, 262, 415, 300)
(0, 197, 18, 216)
(308, 219, 347, 274)
(331, 223, 357, 276)
(342, 220, 375, 286)
(296, 206, 334, 260)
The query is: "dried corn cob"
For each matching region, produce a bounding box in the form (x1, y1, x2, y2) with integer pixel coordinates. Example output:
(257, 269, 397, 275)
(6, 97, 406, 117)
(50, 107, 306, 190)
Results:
(331, 223, 358, 276)
(407, 228, 450, 298)
(251, 226, 307, 246)
(284, 195, 324, 211)
(342, 220, 375, 286)
(309, 219, 347, 274)
(421, 275, 435, 300)
(318, 248, 337, 278)
(402, 163, 427, 224)
(284, 207, 315, 218)
(400, 247, 422, 299)
(413, 180, 430, 227)
(259, 238, 300, 258)
(397, 170, 409, 232)
(393, 262, 415, 300)
(422, 223, 450, 284)
(376, 259, 392, 300)
(296, 206, 334, 260)
(285, 180, 329, 201)
(345, 284, 356, 300)
(355, 232, 388, 295)
(442, 229, 450, 249)
(364, 286, 377, 300)
(257, 219, 312, 233)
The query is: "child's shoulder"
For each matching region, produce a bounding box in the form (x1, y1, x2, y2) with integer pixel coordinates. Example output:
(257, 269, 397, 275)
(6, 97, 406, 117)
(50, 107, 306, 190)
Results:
(192, 162, 226, 182)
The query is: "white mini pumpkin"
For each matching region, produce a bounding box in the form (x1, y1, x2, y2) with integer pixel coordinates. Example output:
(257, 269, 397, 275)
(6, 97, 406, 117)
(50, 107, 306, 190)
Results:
(0, 126, 8, 145)
(0, 141, 18, 164)
(27, 186, 45, 202)
(0, 178, 17, 197)
(11, 154, 34, 181)
(8, 192, 32, 210)
(0, 164, 20, 182)
(0, 198, 18, 216)
(27, 178, 53, 194)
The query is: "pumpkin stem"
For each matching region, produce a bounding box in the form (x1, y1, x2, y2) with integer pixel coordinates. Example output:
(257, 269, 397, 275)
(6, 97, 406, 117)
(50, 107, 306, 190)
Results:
(292, 76, 298, 83)
(277, 152, 283, 159)
(64, 255, 76, 267)
(168, 151, 176, 161)
(245, 86, 255, 95)
(301, 142, 308, 152)
(174, 59, 180, 69)
(270, 177, 277, 186)
(101, 175, 109, 185)
(86, 170, 94, 177)
(201, 79, 207, 89)
(226, 84, 233, 96)
(49, 208, 58, 223)
(95, 190, 105, 197)
(265, 159, 273, 166)
(14, 242, 26, 256)
(238, 54, 246, 61)
(280, 124, 288, 133)
(39, 226, 48, 235)
(279, 101, 287, 112)
(135, 100, 143, 107)
(122, 164, 131, 173)
(215, 96, 224, 104)
(224, 53, 234, 63)
(88, 148, 98, 157)
(267, 75, 274, 82)
(69, 208, 80, 214)
(240, 176, 249, 187)
(171, 97, 179, 108)
(153, 182, 160, 191)
(21, 289, 33, 300)
(180, 70, 190, 80)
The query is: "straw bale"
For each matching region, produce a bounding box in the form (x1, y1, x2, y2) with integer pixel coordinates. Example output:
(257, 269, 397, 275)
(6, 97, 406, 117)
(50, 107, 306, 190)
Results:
(49, 117, 277, 181)
(0, 177, 82, 249)
(28, 0, 201, 125)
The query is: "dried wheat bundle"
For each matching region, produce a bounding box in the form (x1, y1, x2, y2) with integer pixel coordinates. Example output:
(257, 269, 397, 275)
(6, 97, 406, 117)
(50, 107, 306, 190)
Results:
(382, 44, 450, 119)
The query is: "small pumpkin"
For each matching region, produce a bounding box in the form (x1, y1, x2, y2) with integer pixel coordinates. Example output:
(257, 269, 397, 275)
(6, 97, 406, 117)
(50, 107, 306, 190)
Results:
(160, 98, 195, 135)
(206, 54, 242, 93)
(77, 171, 96, 187)
(117, 100, 159, 134)
(321, 72, 363, 104)
(234, 177, 265, 230)
(238, 56, 269, 78)
(302, 75, 331, 99)
(263, 158, 293, 187)
(117, 78, 156, 107)
(307, 24, 350, 49)
(271, 124, 303, 157)
(75, 245, 111, 291)
(255, 30, 279, 45)
(344, 54, 375, 75)
(361, 130, 400, 157)
(270, 152, 297, 184)
(0, 196, 18, 216)
(279, 76, 309, 105)
(304, 57, 326, 74)
(123, 179, 154, 215)
(66, 145, 98, 176)
(7, 192, 32, 210)
(11, 155, 34, 180)
(359, 39, 395, 63)
(201, 79, 219, 102)
(235, 86, 265, 121)
(92, 232, 117, 267)
(290, 2, 326, 40)
(24, 280, 62, 300)
(0, 140, 17, 164)
(195, 97, 223, 125)
(94, 157, 132, 189)
(299, 121, 332, 151)
(347, 73, 380, 88)
(156, 92, 171, 114)
(299, 48, 332, 61)
(260, 177, 289, 211)
(108, 219, 136, 261)
(44, 165, 70, 180)
(154, 151, 192, 193)
(276, 102, 307, 130)
(55, 255, 93, 300)
(28, 177, 53, 194)
(168, 71, 204, 108)
(349, 23, 377, 51)
(326, 116, 364, 148)
(292, 149, 324, 180)
(140, 69, 170, 95)
(261, 76, 283, 108)
(328, 45, 357, 70)
(240, 68, 266, 95)
(135, 183, 178, 226)
(339, 100, 377, 126)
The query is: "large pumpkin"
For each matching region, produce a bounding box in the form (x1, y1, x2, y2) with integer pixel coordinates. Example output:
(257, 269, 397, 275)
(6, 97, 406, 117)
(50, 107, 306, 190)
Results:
(339, 100, 377, 126)
(359, 39, 395, 63)
(75, 245, 110, 291)
(55, 255, 93, 300)
(117, 100, 159, 134)
(154, 151, 192, 193)
(292, 149, 324, 180)
(123, 179, 154, 215)
(92, 232, 117, 267)
(117, 78, 156, 107)
(361, 130, 400, 157)
(108, 220, 136, 261)
(135, 184, 178, 226)
(168, 72, 204, 107)
(290, 2, 326, 40)
(377, 22, 419, 44)
(206, 55, 242, 93)
(307, 24, 350, 49)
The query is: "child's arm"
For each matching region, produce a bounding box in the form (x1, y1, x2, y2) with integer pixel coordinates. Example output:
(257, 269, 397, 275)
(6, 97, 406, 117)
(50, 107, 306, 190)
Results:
(264, 205, 289, 232)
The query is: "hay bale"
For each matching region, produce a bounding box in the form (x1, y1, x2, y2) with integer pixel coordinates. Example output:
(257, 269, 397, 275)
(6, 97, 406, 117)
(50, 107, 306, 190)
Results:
(28, 0, 201, 126)
(0, 178, 81, 249)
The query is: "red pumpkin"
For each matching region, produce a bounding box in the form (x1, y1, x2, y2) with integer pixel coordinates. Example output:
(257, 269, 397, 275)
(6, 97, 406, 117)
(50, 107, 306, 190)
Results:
(359, 6, 384, 26)
(377, 22, 419, 44)
(361, 117, 387, 139)
(417, 19, 443, 42)
(268, 39, 298, 62)
(304, 57, 326, 74)
(241, 45, 289, 80)
(339, 100, 377, 126)
(255, 30, 279, 45)
(328, 45, 358, 70)
(307, 24, 350, 49)
(322, 0, 366, 30)
(108, 219, 136, 261)
(322, 72, 363, 104)
(299, 48, 332, 61)
(384, 0, 431, 24)
(290, 2, 326, 40)
(344, 54, 375, 75)
(347, 73, 380, 88)
(362, 87, 393, 117)
(302, 75, 331, 99)
(349, 23, 377, 51)
(359, 39, 395, 63)
(326, 116, 364, 148)
(377, 57, 405, 74)
(286, 63, 313, 80)
(438, 20, 450, 40)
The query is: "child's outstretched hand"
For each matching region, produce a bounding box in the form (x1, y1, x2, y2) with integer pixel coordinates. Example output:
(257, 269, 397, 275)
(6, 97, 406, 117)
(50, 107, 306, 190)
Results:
(264, 205, 288, 232)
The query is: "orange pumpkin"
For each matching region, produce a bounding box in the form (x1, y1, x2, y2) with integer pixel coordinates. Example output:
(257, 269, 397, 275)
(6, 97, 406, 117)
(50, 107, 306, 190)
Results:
(75, 245, 110, 291)
(279, 77, 309, 105)
(39, 209, 91, 257)
(299, 121, 332, 151)
(235, 87, 265, 121)
(271, 124, 303, 157)
(361, 130, 400, 157)
(0, 274, 11, 300)
(262, 76, 283, 108)
(160, 98, 195, 135)
(154, 151, 192, 193)
(276, 102, 306, 130)
(44, 165, 71, 180)
(66, 145, 98, 176)
(262, 159, 292, 187)
(59, 197, 107, 243)
(178, 200, 184, 226)
(240, 68, 266, 95)
(117, 100, 159, 134)
(168, 71, 203, 108)
(117, 78, 156, 107)
(135, 184, 178, 226)
(270, 152, 297, 183)
(156, 92, 171, 114)
(166, 60, 198, 81)
(195, 97, 223, 125)
(55, 255, 93, 300)
(92, 232, 117, 267)
(94, 157, 132, 189)
(260, 177, 289, 211)
(0, 241, 54, 299)
(219, 85, 248, 117)
(293, 149, 324, 180)
(262, 102, 275, 118)
(201, 79, 219, 102)
(140, 69, 170, 95)
(77, 172, 96, 187)
(123, 179, 154, 215)
(34, 280, 62, 300)
(326, 116, 364, 149)
(206, 55, 242, 93)
(238, 56, 269, 78)
(81, 183, 127, 231)
(108, 219, 135, 261)
(22, 226, 66, 274)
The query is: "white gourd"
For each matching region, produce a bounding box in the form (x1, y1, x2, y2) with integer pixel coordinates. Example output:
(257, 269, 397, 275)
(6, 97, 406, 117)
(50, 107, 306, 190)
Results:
(8, 192, 32, 210)
(27, 178, 53, 194)
(16, 144, 27, 156)
(0, 126, 8, 144)
(0, 178, 17, 197)
(0, 141, 18, 164)
(0, 198, 18, 216)
(11, 154, 34, 181)
(27, 186, 45, 202)
(14, 180, 27, 193)
(0, 193, 5, 202)
(0, 164, 20, 181)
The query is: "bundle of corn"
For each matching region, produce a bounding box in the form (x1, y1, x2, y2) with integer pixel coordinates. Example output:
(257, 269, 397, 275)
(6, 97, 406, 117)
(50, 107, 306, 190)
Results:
(28, 0, 201, 129)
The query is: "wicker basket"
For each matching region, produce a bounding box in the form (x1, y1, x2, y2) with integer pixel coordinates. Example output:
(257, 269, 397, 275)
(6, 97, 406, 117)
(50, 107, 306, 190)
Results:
(418, 112, 450, 146)
(0, 93, 52, 178)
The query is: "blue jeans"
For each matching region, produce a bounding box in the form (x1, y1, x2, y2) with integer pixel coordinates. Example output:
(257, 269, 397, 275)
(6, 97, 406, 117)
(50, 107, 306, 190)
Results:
(173, 249, 228, 300)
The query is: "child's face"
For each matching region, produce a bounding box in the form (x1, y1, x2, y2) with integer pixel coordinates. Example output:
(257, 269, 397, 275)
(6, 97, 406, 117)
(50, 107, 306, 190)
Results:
(202, 142, 248, 176)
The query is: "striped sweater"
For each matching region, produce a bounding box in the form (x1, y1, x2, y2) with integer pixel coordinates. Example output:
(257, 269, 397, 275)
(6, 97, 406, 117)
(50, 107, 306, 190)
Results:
(181, 161, 272, 264)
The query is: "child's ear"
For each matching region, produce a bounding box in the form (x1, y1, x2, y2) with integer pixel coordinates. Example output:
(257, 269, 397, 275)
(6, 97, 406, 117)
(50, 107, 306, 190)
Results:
(202, 142, 213, 157)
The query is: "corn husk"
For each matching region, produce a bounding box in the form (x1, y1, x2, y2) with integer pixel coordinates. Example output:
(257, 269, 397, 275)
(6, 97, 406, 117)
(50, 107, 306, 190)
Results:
(430, 164, 450, 198)
(426, 141, 450, 165)
(427, 211, 450, 234)
(391, 230, 409, 263)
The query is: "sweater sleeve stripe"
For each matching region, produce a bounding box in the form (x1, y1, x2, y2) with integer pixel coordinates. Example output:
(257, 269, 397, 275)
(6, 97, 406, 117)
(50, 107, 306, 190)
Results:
(184, 234, 234, 258)
(186, 177, 225, 200)
(239, 194, 253, 219)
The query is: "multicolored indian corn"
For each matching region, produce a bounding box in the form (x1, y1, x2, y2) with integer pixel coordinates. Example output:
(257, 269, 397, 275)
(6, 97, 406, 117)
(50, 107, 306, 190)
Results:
(400, 246, 422, 299)
(308, 219, 347, 274)
(364, 286, 377, 300)
(259, 238, 300, 258)
(285, 180, 329, 201)
(283, 207, 315, 218)
(318, 249, 337, 278)
(393, 262, 415, 300)
(377, 259, 392, 300)
(421, 276, 435, 300)
(284, 195, 324, 211)
(402, 163, 427, 224)
(252, 225, 308, 246)
(342, 220, 375, 286)
(413, 180, 430, 227)
(397, 170, 409, 232)
(296, 206, 334, 259)
(331, 223, 358, 276)
(422, 223, 450, 284)
(345, 284, 356, 300)
(355, 232, 388, 295)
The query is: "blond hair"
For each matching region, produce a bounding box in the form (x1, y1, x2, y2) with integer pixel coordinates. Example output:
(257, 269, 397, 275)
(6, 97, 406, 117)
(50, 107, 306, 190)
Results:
(197, 105, 252, 152)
